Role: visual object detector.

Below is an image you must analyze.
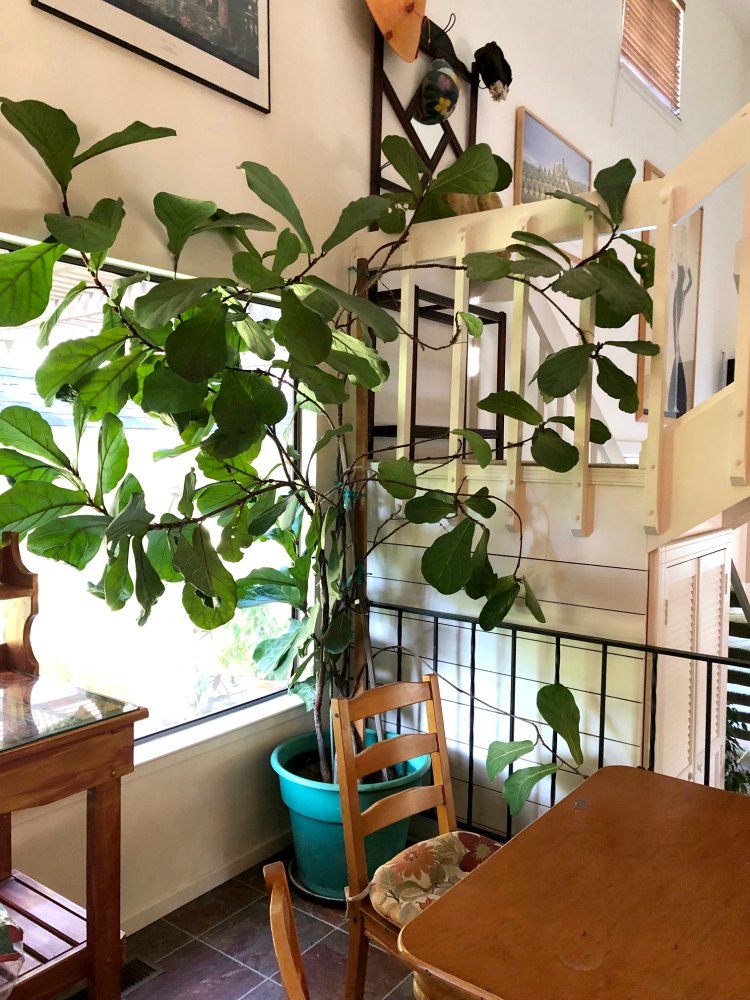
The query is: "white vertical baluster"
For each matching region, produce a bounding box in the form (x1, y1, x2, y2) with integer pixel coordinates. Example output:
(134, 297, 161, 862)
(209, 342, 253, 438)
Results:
(448, 230, 469, 492)
(730, 170, 750, 486)
(396, 246, 415, 459)
(571, 210, 597, 537)
(505, 279, 530, 531)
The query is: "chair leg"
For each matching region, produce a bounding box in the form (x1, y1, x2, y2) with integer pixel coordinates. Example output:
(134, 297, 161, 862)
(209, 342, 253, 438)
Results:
(345, 913, 369, 1000)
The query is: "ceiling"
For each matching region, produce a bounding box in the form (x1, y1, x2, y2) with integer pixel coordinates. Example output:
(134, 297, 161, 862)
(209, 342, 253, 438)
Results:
(719, 0, 750, 40)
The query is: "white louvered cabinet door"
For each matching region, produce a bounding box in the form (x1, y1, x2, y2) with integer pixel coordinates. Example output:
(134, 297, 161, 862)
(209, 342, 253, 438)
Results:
(694, 548, 729, 787)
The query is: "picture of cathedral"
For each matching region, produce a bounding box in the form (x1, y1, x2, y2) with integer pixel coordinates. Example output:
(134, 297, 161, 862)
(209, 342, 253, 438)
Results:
(516, 109, 591, 205)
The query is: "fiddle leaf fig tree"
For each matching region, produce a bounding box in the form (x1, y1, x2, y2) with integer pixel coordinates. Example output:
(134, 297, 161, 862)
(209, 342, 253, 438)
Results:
(0, 101, 654, 804)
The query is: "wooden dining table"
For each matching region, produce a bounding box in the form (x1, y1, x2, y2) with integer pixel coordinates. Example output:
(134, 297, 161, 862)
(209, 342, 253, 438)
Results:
(398, 766, 750, 1000)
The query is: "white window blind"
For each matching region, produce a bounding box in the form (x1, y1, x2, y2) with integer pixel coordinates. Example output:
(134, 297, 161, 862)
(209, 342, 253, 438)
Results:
(621, 0, 685, 116)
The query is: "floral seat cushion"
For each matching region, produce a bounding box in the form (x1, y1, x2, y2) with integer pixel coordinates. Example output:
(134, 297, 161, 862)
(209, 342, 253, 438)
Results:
(369, 830, 500, 927)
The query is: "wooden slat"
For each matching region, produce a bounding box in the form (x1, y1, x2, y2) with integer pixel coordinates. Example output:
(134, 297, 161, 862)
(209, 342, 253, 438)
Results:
(361, 784, 446, 837)
(4, 907, 73, 962)
(0, 878, 86, 945)
(12, 872, 86, 919)
(354, 732, 438, 778)
(12, 944, 86, 1000)
(343, 681, 431, 724)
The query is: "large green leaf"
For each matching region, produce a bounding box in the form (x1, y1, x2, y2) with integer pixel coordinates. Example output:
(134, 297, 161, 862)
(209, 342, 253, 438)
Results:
(305, 277, 400, 343)
(253, 617, 308, 678)
(1, 98, 79, 189)
(537, 683, 584, 765)
(153, 192, 217, 266)
(106, 491, 154, 543)
(273, 229, 301, 273)
(329, 330, 389, 390)
(239, 161, 313, 253)
(486, 740, 534, 781)
(458, 311, 483, 338)
(0, 481, 87, 533)
(37, 280, 87, 348)
(141, 366, 208, 414)
(421, 519, 475, 595)
(452, 429, 492, 468)
(478, 390, 542, 425)
(77, 349, 150, 419)
(0, 406, 69, 466)
(146, 521, 183, 583)
(464, 486, 496, 519)
(0, 242, 66, 327)
(165, 294, 228, 382)
(465, 528, 498, 600)
(546, 416, 612, 446)
(619, 233, 656, 289)
(132, 536, 165, 625)
(236, 567, 302, 608)
(493, 155, 513, 193)
(595, 355, 639, 408)
(35, 328, 127, 405)
(45, 206, 121, 253)
(507, 251, 562, 279)
(246, 372, 288, 425)
(502, 764, 559, 815)
(511, 231, 570, 263)
(463, 252, 512, 282)
(550, 265, 602, 300)
(0, 450, 60, 485)
(88, 198, 127, 271)
(594, 158, 636, 227)
(404, 489, 455, 524)
(478, 577, 520, 630)
(133, 277, 218, 328)
(209, 369, 261, 459)
(232, 250, 282, 292)
(322, 196, 390, 254)
(27, 514, 109, 569)
(195, 211, 276, 235)
(550, 190, 609, 226)
(103, 538, 133, 611)
(377, 457, 416, 500)
(522, 576, 546, 623)
(275, 290, 332, 365)
(382, 135, 427, 197)
(323, 611, 353, 656)
(96, 414, 128, 503)
(430, 144, 497, 196)
(73, 121, 175, 166)
(236, 316, 275, 361)
(290, 359, 348, 405)
(593, 254, 653, 328)
(533, 344, 595, 399)
(180, 526, 238, 629)
(530, 427, 579, 473)
(606, 338, 659, 357)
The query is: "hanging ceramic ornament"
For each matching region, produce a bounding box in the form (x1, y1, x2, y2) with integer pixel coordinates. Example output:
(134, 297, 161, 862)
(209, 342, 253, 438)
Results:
(412, 59, 460, 125)
(365, 0, 427, 62)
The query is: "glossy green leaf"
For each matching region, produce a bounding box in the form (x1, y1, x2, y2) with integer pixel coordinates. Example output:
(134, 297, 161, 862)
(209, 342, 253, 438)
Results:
(595, 355, 638, 405)
(146, 521, 183, 583)
(27, 514, 109, 569)
(106, 491, 154, 543)
(502, 764, 558, 815)
(104, 538, 133, 611)
(246, 372, 288, 425)
(141, 366, 208, 414)
(77, 349, 150, 419)
(236, 316, 275, 360)
(382, 135, 427, 197)
(1, 98, 79, 188)
(131, 536, 165, 625)
(464, 486, 496, 519)
(511, 230, 570, 262)
(606, 338, 659, 356)
(478, 577, 520, 630)
(323, 611, 353, 655)
(73, 121, 175, 167)
(310, 423, 352, 461)
(530, 427, 579, 472)
(430, 143, 498, 196)
(593, 254, 653, 328)
(273, 228, 301, 273)
(619, 233, 656, 289)
(44, 208, 120, 253)
(377, 457, 417, 500)
(35, 328, 127, 405)
(507, 253, 562, 279)
(0, 481, 87, 533)
(154, 192, 216, 266)
(133, 277, 218, 328)
(537, 683, 584, 765)
(533, 344, 595, 399)
(209, 369, 261, 459)
(177, 469, 196, 518)
(305, 277, 400, 343)
(486, 740, 534, 781)
(546, 415, 612, 446)
(453, 429, 492, 468)
(522, 576, 546, 623)
(411, 191, 457, 225)
(37, 280, 87, 348)
(0, 449, 60, 485)
(0, 242, 66, 327)
(463, 252, 512, 282)
(549, 190, 609, 225)
(232, 250, 282, 292)
(96, 413, 128, 504)
(239, 160, 313, 252)
(0, 406, 69, 467)
(165, 294, 228, 382)
(88, 197, 127, 270)
(478, 390, 542, 425)
(421, 519, 475, 595)
(322, 195, 390, 254)
(594, 158, 636, 227)
(551, 265, 602, 300)
(465, 528, 498, 600)
(403, 489, 455, 524)
(195, 210, 275, 236)
(275, 290, 332, 365)
(236, 567, 302, 608)
(290, 360, 348, 405)
(179, 525, 238, 629)
(493, 155, 513, 192)
(328, 336, 389, 390)
(379, 206, 406, 234)
(458, 311, 483, 338)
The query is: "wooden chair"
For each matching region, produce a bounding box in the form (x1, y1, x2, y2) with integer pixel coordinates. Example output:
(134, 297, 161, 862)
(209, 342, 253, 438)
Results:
(264, 861, 310, 1000)
(331, 674, 457, 1000)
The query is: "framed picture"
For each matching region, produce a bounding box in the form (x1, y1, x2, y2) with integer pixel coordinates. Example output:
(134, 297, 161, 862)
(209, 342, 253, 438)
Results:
(637, 161, 703, 419)
(31, 0, 271, 113)
(514, 108, 591, 206)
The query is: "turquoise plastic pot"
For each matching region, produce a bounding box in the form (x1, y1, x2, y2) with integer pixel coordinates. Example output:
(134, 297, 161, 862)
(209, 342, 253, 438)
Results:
(271, 730, 430, 900)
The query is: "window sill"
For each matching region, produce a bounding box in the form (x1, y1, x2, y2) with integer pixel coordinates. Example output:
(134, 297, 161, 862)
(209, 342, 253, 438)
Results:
(618, 62, 682, 131)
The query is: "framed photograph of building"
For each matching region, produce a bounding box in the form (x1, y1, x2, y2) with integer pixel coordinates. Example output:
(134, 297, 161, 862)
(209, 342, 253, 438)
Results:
(31, 0, 271, 112)
(514, 108, 591, 205)
(637, 161, 703, 420)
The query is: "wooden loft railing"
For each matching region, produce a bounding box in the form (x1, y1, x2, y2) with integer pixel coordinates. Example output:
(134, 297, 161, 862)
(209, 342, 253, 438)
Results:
(354, 103, 750, 550)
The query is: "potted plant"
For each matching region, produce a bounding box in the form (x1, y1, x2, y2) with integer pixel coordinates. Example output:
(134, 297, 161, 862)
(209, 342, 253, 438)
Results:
(0, 99, 655, 895)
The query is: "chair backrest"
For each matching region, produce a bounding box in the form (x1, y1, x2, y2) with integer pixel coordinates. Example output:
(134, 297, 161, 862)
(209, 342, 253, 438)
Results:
(263, 862, 310, 1000)
(332, 673, 457, 897)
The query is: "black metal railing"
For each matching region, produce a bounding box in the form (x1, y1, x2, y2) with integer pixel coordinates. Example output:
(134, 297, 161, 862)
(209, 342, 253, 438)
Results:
(369, 601, 743, 839)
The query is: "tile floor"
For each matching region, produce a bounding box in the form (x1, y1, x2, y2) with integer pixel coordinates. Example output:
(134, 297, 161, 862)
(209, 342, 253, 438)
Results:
(124, 853, 414, 1000)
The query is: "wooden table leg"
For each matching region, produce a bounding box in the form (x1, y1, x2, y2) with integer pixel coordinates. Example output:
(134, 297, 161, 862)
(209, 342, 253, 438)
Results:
(0, 813, 11, 881)
(86, 778, 122, 999)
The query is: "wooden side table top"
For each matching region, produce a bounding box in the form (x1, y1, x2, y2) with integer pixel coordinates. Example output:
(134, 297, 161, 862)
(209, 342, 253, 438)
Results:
(398, 766, 750, 1000)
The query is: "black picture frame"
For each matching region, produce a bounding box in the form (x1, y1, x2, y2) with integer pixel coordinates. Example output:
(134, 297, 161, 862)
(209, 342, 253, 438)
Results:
(31, 0, 271, 113)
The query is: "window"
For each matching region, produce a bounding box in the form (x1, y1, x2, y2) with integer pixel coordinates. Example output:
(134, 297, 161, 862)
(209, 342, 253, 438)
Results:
(0, 251, 293, 739)
(621, 0, 685, 117)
